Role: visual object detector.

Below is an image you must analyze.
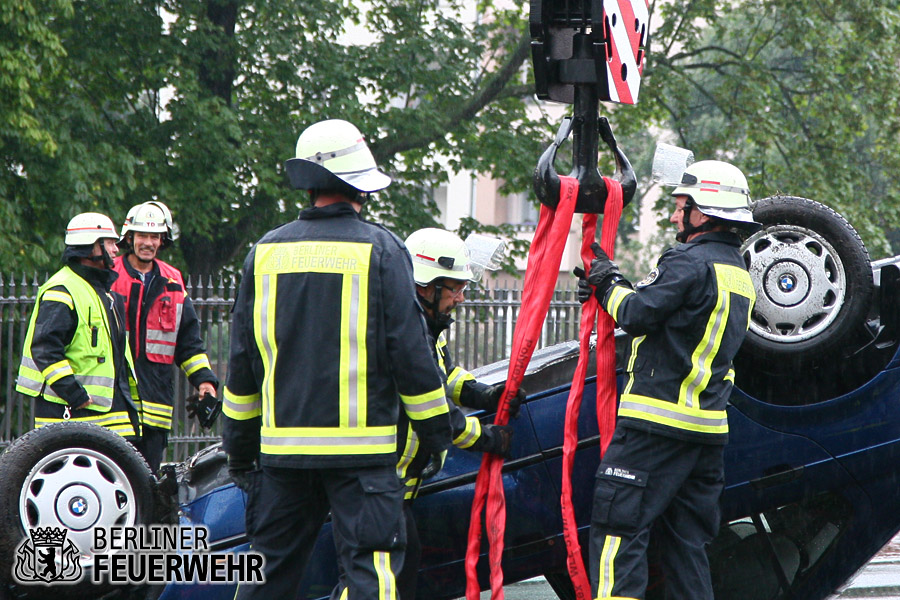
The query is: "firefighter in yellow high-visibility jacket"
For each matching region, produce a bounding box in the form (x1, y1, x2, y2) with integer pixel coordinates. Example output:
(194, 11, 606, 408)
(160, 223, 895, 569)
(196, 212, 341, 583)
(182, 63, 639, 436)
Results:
(17, 213, 141, 439)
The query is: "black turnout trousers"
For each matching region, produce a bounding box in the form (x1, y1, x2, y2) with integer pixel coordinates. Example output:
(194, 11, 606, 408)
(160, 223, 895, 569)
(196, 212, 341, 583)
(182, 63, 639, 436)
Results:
(589, 426, 725, 600)
(235, 463, 406, 600)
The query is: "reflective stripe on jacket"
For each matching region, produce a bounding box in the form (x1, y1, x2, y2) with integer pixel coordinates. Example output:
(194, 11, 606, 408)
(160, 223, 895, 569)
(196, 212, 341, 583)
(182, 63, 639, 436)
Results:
(397, 324, 492, 500)
(601, 231, 755, 444)
(17, 267, 128, 412)
(35, 413, 136, 436)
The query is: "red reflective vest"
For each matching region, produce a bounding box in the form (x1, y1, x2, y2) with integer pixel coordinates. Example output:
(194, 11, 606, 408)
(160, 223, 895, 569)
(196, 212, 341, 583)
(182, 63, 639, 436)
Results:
(112, 257, 185, 364)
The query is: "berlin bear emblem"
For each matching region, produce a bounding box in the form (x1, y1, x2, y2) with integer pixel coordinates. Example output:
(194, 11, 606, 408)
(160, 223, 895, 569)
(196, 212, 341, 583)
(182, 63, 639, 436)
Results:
(13, 526, 82, 585)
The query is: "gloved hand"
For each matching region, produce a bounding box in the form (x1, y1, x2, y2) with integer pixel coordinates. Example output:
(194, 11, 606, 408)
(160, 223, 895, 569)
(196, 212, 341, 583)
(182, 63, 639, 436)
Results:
(480, 424, 514, 458)
(419, 451, 447, 480)
(483, 384, 524, 418)
(227, 456, 255, 493)
(573, 266, 593, 304)
(587, 242, 626, 301)
(186, 392, 222, 429)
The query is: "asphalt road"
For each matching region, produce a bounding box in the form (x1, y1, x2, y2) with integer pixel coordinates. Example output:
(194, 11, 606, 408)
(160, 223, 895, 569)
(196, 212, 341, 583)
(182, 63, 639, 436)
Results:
(456, 533, 900, 599)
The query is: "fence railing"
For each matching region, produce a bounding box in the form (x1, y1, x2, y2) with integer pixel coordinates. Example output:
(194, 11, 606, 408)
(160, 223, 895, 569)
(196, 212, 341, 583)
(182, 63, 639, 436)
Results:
(0, 273, 582, 461)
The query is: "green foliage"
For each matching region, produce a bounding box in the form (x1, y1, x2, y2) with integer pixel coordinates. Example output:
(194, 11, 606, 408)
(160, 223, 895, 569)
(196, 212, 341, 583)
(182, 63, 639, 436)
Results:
(3, 0, 900, 275)
(632, 0, 900, 258)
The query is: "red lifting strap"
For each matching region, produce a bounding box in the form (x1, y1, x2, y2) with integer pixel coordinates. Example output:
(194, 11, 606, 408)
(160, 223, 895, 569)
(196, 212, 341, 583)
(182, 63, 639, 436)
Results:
(464, 176, 623, 599)
(560, 179, 623, 598)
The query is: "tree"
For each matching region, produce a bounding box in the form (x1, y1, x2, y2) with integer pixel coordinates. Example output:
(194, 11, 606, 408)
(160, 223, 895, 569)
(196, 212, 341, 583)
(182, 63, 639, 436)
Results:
(4, 0, 900, 275)
(0, 0, 72, 267)
(626, 0, 900, 259)
(2, 0, 544, 274)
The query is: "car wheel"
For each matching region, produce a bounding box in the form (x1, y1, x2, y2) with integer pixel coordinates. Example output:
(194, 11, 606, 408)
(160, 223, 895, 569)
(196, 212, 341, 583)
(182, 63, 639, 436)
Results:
(0, 422, 155, 599)
(736, 196, 873, 375)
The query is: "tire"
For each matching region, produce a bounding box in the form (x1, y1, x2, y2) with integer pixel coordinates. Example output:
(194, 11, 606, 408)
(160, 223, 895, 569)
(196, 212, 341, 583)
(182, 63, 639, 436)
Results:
(736, 196, 873, 375)
(0, 423, 155, 599)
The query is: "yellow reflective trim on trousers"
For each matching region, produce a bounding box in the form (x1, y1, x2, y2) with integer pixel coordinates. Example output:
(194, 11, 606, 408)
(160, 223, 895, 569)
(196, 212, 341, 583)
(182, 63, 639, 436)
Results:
(41, 360, 74, 385)
(605, 285, 634, 322)
(725, 368, 735, 383)
(180, 354, 211, 376)
(597, 534, 621, 598)
(618, 393, 728, 434)
(401, 387, 449, 420)
(41, 290, 74, 309)
(375, 551, 396, 600)
(622, 336, 645, 395)
(678, 291, 729, 408)
(253, 273, 278, 429)
(260, 425, 397, 455)
(453, 416, 481, 449)
(223, 387, 261, 419)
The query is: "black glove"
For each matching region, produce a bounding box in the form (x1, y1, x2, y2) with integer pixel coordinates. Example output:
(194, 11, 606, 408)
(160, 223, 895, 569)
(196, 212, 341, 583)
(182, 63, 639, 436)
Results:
(480, 424, 514, 458)
(419, 451, 447, 480)
(186, 392, 222, 429)
(227, 457, 255, 492)
(573, 266, 593, 304)
(483, 384, 524, 418)
(587, 242, 626, 300)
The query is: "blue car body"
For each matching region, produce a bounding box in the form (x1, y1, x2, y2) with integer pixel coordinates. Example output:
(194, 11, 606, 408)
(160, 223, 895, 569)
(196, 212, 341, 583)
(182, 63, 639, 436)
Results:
(160, 307, 900, 600)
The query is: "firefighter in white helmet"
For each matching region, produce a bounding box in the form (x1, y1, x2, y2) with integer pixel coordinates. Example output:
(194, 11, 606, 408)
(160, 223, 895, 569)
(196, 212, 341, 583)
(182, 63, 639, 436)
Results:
(112, 201, 218, 474)
(576, 160, 759, 599)
(387, 227, 522, 599)
(17, 213, 141, 438)
(224, 119, 451, 600)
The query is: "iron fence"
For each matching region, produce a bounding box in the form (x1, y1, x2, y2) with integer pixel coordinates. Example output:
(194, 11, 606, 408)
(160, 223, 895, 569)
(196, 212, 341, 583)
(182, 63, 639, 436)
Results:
(0, 273, 582, 461)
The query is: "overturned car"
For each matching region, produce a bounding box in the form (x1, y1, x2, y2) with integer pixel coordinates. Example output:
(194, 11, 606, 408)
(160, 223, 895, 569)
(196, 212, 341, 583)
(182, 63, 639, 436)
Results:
(2, 196, 899, 600)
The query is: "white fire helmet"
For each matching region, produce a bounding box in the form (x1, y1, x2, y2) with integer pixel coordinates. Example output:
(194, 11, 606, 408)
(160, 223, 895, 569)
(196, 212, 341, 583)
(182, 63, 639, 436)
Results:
(65, 213, 119, 246)
(670, 160, 761, 232)
(284, 119, 391, 194)
(121, 201, 178, 247)
(405, 228, 476, 286)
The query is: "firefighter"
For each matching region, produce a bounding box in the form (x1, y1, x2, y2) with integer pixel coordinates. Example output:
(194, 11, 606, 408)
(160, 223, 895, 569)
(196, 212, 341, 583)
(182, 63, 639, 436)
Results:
(577, 160, 760, 599)
(385, 227, 523, 599)
(223, 119, 452, 600)
(112, 201, 218, 474)
(17, 213, 140, 438)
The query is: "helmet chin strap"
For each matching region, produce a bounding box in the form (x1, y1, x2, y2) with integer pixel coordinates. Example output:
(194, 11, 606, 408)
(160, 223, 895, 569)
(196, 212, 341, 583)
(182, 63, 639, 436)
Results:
(676, 199, 716, 243)
(419, 280, 454, 327)
(88, 247, 115, 270)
